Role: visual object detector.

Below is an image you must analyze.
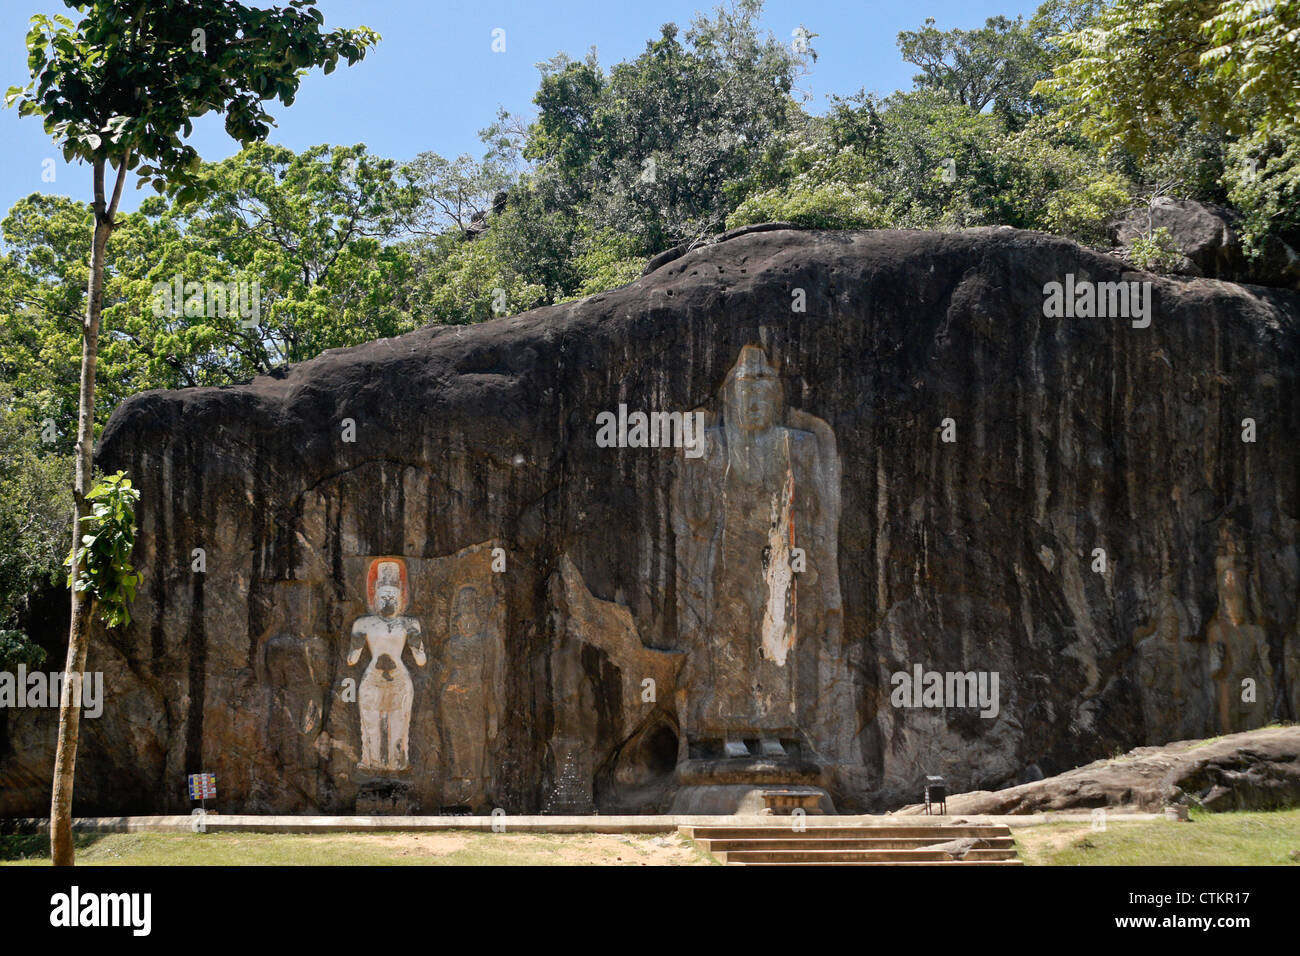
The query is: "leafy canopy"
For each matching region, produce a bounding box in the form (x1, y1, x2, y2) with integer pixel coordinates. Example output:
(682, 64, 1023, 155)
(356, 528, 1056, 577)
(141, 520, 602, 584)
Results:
(1041, 0, 1300, 153)
(0, 387, 71, 633)
(6, 0, 379, 201)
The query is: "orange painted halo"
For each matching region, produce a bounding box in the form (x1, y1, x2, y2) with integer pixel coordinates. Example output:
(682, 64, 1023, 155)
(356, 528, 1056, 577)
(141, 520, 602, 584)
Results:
(366, 556, 409, 613)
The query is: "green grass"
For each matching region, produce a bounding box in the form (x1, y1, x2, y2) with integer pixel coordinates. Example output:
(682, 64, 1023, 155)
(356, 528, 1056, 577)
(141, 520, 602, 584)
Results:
(6, 811, 1296, 865)
(0, 830, 712, 866)
(1015, 808, 1300, 866)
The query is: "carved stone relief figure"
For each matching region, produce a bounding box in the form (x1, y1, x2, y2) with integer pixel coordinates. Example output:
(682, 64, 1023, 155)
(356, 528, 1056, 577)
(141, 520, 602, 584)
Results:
(1133, 584, 1208, 742)
(438, 585, 503, 806)
(261, 582, 331, 767)
(347, 558, 427, 773)
(545, 622, 598, 812)
(1205, 528, 1274, 733)
(672, 345, 845, 760)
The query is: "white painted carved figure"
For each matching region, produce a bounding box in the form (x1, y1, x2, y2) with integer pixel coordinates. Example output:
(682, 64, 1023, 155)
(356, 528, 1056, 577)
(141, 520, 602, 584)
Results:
(348, 558, 426, 773)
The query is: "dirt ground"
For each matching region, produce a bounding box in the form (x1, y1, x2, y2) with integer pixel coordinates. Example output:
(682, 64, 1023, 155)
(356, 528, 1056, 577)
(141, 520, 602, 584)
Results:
(330, 830, 711, 865)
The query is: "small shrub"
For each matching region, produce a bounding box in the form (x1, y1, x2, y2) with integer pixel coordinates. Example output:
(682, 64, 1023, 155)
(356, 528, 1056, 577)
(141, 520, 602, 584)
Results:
(1129, 226, 1184, 273)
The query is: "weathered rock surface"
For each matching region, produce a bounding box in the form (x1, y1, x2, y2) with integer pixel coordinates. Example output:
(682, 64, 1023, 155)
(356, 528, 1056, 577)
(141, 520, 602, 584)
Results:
(900, 725, 1300, 813)
(1111, 197, 1300, 290)
(1, 226, 1297, 815)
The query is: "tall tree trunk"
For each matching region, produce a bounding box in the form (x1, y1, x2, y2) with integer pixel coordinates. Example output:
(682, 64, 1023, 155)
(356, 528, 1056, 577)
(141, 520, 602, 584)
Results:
(50, 155, 126, 866)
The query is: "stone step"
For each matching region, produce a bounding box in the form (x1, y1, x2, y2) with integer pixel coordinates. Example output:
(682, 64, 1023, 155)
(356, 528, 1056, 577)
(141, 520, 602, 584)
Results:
(715, 848, 1022, 864)
(730, 859, 1026, 866)
(695, 836, 1018, 852)
(680, 825, 1013, 840)
(679, 823, 1024, 866)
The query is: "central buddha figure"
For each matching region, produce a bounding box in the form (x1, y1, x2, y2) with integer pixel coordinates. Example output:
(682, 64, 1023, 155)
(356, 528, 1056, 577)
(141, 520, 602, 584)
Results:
(673, 345, 844, 761)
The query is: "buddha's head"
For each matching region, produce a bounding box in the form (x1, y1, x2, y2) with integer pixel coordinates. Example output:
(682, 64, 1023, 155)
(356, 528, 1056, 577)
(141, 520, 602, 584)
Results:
(723, 345, 782, 434)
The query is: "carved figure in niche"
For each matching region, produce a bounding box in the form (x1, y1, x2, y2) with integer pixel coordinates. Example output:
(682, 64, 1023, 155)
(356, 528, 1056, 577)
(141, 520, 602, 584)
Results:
(347, 558, 426, 773)
(1205, 527, 1274, 733)
(673, 344, 842, 758)
(1133, 587, 1208, 742)
(438, 585, 503, 805)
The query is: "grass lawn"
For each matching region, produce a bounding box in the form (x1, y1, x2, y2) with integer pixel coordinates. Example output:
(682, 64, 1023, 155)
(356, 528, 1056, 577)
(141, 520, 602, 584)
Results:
(1015, 808, 1300, 865)
(0, 830, 713, 866)
(4, 810, 1297, 865)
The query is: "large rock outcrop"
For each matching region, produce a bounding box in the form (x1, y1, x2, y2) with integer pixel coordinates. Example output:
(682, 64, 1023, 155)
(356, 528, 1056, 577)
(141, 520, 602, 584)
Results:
(900, 725, 1300, 814)
(1111, 197, 1300, 290)
(1, 227, 1297, 815)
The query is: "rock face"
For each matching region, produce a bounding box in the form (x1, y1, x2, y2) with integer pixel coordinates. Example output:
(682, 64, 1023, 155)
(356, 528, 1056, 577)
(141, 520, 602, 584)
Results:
(1111, 197, 1300, 290)
(1, 227, 1297, 816)
(902, 726, 1300, 814)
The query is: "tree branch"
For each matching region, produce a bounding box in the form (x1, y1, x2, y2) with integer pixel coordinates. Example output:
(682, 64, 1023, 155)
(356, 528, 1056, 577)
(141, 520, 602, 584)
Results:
(106, 149, 132, 225)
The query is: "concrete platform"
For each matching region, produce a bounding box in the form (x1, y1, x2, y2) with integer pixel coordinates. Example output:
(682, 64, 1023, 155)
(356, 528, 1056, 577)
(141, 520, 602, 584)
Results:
(0, 811, 1166, 835)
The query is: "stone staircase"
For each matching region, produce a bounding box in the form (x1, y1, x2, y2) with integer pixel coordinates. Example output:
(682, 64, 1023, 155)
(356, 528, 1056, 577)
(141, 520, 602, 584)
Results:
(678, 823, 1023, 865)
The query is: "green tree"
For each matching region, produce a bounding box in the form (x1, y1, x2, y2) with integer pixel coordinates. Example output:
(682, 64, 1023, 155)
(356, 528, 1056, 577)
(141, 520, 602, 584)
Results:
(1043, 0, 1300, 250)
(0, 630, 46, 671)
(1202, 0, 1300, 136)
(6, 0, 377, 866)
(405, 151, 511, 237)
(0, 387, 71, 662)
(794, 84, 1128, 241)
(728, 134, 888, 230)
(142, 143, 418, 373)
(897, 2, 1100, 122)
(1043, 0, 1231, 155)
(405, 217, 548, 325)
(0, 195, 172, 447)
(1, 144, 420, 420)
(525, 0, 812, 257)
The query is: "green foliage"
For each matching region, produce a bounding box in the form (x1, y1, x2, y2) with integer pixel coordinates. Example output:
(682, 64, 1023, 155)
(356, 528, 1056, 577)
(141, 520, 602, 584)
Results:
(5, 0, 379, 199)
(0, 194, 168, 444)
(1127, 120, 1234, 207)
(1223, 134, 1300, 256)
(406, 224, 547, 325)
(144, 143, 420, 370)
(1129, 226, 1185, 272)
(0, 389, 71, 630)
(816, 87, 1128, 236)
(405, 151, 512, 236)
(729, 138, 888, 230)
(523, 0, 812, 255)
(1042, 0, 1228, 156)
(0, 629, 46, 670)
(1201, 0, 1300, 139)
(897, 2, 1100, 121)
(0, 144, 422, 428)
(861, 89, 1010, 228)
(993, 116, 1133, 244)
(569, 230, 648, 297)
(65, 470, 139, 629)
(1043, 0, 1300, 251)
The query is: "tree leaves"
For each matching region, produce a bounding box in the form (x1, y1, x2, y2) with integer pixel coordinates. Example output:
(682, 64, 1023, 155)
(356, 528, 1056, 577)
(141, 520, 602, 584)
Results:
(65, 470, 140, 629)
(6, 0, 381, 195)
(0, 386, 72, 633)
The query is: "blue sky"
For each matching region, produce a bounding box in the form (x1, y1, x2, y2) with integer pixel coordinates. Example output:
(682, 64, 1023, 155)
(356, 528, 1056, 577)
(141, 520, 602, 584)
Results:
(0, 0, 1042, 217)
